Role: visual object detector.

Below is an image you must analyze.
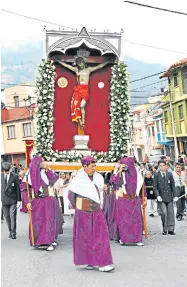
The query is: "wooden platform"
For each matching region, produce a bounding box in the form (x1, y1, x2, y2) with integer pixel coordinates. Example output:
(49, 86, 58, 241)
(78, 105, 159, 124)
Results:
(48, 162, 115, 172)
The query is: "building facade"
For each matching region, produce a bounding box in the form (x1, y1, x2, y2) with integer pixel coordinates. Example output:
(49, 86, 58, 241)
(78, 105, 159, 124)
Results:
(152, 111, 174, 158)
(131, 104, 149, 162)
(2, 83, 36, 108)
(131, 94, 168, 162)
(161, 59, 187, 156)
(1, 107, 34, 166)
(1, 84, 36, 166)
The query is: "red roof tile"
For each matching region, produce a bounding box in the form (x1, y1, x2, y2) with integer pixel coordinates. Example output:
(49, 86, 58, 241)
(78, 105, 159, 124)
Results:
(160, 58, 187, 78)
(1, 107, 31, 123)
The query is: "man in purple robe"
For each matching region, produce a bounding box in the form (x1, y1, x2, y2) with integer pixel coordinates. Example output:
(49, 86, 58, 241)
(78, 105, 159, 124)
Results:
(110, 157, 146, 246)
(68, 156, 115, 272)
(103, 175, 119, 241)
(21, 156, 63, 251)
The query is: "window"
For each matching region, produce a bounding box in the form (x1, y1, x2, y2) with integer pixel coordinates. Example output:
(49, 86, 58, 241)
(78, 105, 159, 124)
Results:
(161, 119, 164, 131)
(182, 69, 187, 93)
(14, 96, 19, 107)
(156, 121, 160, 132)
(164, 111, 168, 123)
(178, 105, 184, 120)
(7, 125, 16, 139)
(23, 123, 32, 137)
(184, 78, 187, 94)
(173, 72, 178, 87)
(152, 126, 155, 137)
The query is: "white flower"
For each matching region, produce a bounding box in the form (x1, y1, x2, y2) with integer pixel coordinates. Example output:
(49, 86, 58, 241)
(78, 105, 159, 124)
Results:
(52, 157, 56, 162)
(42, 89, 48, 94)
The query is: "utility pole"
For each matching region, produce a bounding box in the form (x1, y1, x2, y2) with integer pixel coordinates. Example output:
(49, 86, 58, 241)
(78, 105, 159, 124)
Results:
(169, 90, 179, 162)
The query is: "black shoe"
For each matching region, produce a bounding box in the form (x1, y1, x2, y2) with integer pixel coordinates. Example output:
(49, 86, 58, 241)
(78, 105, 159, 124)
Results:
(9, 233, 12, 238)
(177, 217, 183, 221)
(149, 214, 154, 217)
(12, 235, 16, 239)
(168, 231, 175, 235)
(162, 231, 167, 235)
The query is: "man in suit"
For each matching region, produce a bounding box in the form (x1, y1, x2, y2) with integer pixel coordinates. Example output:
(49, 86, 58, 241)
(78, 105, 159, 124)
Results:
(153, 160, 178, 235)
(172, 163, 186, 221)
(1, 162, 21, 239)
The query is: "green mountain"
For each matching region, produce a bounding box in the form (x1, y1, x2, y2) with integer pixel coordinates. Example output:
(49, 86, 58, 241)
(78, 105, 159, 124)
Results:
(1, 42, 167, 104)
(1, 43, 43, 88)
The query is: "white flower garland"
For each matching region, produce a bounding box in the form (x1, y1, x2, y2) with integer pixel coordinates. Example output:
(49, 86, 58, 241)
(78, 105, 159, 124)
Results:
(35, 60, 130, 162)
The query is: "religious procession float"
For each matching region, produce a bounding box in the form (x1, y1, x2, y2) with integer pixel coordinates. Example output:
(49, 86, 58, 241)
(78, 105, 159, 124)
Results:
(26, 27, 130, 172)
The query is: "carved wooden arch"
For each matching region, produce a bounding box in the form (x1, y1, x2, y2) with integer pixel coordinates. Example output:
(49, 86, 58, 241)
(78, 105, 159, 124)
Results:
(47, 36, 119, 58)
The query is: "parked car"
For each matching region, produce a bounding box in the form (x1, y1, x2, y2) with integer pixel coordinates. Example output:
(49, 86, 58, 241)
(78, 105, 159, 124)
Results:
(149, 149, 164, 163)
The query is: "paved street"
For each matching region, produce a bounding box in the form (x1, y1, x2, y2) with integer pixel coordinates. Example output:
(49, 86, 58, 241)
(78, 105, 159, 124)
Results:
(1, 209, 187, 287)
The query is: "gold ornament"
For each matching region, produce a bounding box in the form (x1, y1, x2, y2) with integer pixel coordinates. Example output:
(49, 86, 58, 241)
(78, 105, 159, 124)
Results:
(57, 77, 68, 88)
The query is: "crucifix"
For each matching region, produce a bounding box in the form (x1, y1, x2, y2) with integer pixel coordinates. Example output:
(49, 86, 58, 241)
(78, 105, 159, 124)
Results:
(53, 51, 114, 135)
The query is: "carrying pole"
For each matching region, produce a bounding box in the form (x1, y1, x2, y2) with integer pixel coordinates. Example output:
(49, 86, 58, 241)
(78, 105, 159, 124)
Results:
(26, 175, 35, 246)
(142, 184, 148, 239)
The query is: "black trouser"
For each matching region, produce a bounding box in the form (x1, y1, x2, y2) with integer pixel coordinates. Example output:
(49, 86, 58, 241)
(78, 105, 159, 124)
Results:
(1, 207, 4, 220)
(2, 204, 17, 236)
(175, 186, 185, 218)
(158, 202, 175, 233)
(176, 197, 185, 218)
(59, 196, 64, 214)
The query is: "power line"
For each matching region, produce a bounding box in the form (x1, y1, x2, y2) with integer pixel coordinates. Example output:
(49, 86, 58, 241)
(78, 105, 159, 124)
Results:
(1, 83, 36, 87)
(131, 93, 169, 111)
(129, 70, 167, 83)
(1, 9, 76, 30)
(2, 9, 187, 55)
(131, 79, 167, 91)
(124, 1, 187, 16)
(124, 39, 187, 55)
(131, 89, 187, 93)
(2, 97, 36, 107)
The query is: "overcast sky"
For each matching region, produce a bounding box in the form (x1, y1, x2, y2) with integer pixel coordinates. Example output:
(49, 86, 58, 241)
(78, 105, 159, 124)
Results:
(1, 0, 187, 67)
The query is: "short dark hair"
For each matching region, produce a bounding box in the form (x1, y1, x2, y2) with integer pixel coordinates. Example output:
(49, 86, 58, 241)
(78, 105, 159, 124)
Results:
(2, 162, 11, 171)
(160, 156, 167, 160)
(175, 162, 181, 167)
(158, 160, 166, 166)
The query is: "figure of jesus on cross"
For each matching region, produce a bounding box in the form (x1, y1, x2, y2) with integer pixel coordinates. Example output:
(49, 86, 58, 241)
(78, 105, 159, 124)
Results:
(53, 56, 113, 131)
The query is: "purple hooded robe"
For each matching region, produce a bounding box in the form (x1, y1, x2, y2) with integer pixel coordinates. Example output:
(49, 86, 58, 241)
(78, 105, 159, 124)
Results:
(21, 156, 63, 246)
(68, 156, 113, 266)
(110, 157, 144, 243)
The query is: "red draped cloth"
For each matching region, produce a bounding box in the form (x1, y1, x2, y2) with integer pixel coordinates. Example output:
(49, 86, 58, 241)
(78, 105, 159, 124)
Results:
(71, 84, 89, 122)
